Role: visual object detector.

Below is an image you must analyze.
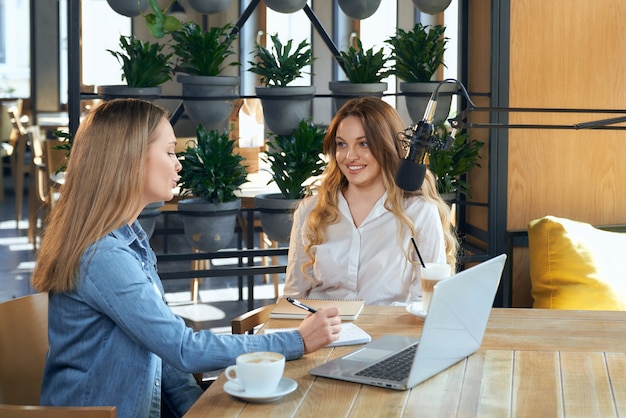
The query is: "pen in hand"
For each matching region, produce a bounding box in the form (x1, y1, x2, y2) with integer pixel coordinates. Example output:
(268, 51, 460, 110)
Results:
(286, 297, 318, 314)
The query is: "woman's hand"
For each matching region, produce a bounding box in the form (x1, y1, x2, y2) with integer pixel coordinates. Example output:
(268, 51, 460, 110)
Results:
(297, 307, 342, 354)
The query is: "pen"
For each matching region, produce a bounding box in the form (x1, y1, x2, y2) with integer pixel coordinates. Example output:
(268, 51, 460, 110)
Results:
(286, 297, 318, 314)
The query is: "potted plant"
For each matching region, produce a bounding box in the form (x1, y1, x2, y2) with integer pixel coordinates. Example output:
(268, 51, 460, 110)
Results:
(170, 21, 240, 128)
(427, 123, 484, 200)
(248, 33, 316, 135)
(255, 119, 327, 242)
(98, 34, 174, 100)
(329, 36, 391, 113)
(386, 23, 456, 124)
(176, 124, 248, 252)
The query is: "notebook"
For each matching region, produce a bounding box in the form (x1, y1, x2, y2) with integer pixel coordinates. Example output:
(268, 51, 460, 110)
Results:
(264, 323, 372, 347)
(309, 254, 507, 390)
(270, 298, 365, 321)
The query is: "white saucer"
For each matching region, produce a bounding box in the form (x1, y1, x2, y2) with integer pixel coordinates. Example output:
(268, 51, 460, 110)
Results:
(224, 377, 298, 403)
(406, 301, 427, 319)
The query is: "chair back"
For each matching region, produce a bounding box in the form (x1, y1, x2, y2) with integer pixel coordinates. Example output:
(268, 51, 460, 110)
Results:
(0, 293, 49, 405)
(1, 99, 23, 143)
(0, 404, 116, 418)
(231, 304, 276, 334)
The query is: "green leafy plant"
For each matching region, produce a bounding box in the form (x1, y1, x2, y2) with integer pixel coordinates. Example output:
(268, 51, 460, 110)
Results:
(170, 22, 239, 77)
(248, 34, 315, 87)
(386, 23, 448, 82)
(262, 119, 327, 199)
(143, 0, 182, 39)
(51, 130, 73, 174)
(338, 37, 391, 83)
(107, 35, 174, 87)
(177, 125, 248, 203)
(427, 123, 484, 198)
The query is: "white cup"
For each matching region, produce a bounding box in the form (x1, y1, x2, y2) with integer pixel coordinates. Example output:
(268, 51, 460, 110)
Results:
(225, 351, 285, 396)
(421, 263, 452, 311)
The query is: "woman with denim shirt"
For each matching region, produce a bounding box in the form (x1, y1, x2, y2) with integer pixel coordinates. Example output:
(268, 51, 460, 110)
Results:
(31, 99, 341, 417)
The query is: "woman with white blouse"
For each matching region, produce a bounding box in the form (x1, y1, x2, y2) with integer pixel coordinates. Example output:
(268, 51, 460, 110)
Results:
(283, 97, 457, 305)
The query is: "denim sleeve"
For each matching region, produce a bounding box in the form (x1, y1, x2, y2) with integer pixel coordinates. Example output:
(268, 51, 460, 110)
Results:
(78, 240, 305, 373)
(161, 362, 203, 417)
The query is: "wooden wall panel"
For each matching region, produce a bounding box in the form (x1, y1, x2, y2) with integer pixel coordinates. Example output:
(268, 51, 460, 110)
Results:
(508, 0, 626, 230)
(507, 0, 626, 305)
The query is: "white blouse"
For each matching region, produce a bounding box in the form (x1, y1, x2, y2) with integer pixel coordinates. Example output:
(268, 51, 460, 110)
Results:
(283, 192, 447, 305)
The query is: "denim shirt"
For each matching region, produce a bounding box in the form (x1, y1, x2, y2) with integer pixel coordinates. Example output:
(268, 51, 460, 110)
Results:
(40, 221, 304, 418)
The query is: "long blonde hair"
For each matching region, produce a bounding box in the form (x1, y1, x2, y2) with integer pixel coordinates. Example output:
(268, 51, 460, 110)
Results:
(31, 99, 167, 293)
(301, 97, 458, 280)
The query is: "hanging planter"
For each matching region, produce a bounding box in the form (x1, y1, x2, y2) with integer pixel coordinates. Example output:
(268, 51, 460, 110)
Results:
(171, 21, 240, 128)
(106, 0, 149, 17)
(328, 81, 387, 113)
(255, 193, 300, 243)
(337, 0, 381, 20)
(177, 75, 240, 129)
(255, 86, 315, 135)
(400, 81, 457, 124)
(176, 126, 248, 252)
(264, 0, 307, 13)
(329, 36, 390, 113)
(248, 34, 316, 135)
(97, 85, 162, 101)
(412, 0, 453, 15)
(255, 119, 327, 242)
(187, 0, 233, 14)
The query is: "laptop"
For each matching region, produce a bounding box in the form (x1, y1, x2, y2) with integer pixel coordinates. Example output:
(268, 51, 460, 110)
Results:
(309, 254, 507, 390)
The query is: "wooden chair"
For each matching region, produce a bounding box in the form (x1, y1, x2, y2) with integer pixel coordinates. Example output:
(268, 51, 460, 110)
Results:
(0, 404, 116, 417)
(26, 126, 48, 249)
(231, 304, 276, 334)
(0, 293, 48, 405)
(0, 293, 116, 416)
(7, 107, 31, 226)
(0, 99, 23, 202)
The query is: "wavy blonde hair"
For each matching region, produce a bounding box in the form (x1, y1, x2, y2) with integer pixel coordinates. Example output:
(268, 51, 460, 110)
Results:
(31, 99, 167, 293)
(301, 97, 458, 281)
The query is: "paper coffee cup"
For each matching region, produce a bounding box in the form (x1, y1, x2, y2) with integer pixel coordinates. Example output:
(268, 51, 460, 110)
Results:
(225, 351, 285, 396)
(421, 263, 452, 311)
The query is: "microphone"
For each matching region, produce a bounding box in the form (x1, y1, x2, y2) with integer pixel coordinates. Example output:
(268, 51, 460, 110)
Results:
(394, 89, 439, 191)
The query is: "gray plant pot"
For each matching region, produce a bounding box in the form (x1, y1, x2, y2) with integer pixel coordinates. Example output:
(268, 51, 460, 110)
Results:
(255, 86, 315, 135)
(187, 0, 233, 14)
(255, 193, 301, 243)
(177, 75, 240, 129)
(97, 85, 162, 101)
(177, 198, 241, 252)
(400, 81, 458, 125)
(337, 0, 382, 19)
(264, 0, 307, 13)
(328, 81, 388, 114)
(137, 201, 164, 239)
(411, 0, 453, 15)
(106, 0, 149, 17)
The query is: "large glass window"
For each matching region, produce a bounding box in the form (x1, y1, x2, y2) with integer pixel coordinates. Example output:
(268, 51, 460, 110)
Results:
(0, 0, 30, 98)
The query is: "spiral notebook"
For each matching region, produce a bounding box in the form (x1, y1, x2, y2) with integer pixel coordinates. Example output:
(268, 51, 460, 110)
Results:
(270, 298, 365, 321)
(264, 323, 371, 347)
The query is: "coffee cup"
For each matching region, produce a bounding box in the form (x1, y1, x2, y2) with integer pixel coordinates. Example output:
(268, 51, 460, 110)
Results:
(421, 263, 452, 311)
(225, 351, 285, 396)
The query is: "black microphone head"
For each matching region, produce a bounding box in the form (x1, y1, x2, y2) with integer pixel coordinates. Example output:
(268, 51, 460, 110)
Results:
(395, 160, 427, 192)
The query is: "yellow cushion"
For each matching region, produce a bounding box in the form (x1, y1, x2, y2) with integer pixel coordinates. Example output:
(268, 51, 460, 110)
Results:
(528, 216, 626, 310)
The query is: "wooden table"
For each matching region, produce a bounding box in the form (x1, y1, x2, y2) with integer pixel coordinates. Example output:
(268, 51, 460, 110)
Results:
(184, 306, 626, 417)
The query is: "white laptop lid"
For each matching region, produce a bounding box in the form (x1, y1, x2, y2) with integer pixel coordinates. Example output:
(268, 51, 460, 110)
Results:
(309, 254, 507, 389)
(406, 253, 507, 387)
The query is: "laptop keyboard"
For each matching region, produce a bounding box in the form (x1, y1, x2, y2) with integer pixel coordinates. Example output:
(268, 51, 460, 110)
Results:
(354, 343, 418, 381)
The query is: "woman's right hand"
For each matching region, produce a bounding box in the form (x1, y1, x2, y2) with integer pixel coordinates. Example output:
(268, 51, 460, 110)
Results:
(297, 307, 341, 354)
